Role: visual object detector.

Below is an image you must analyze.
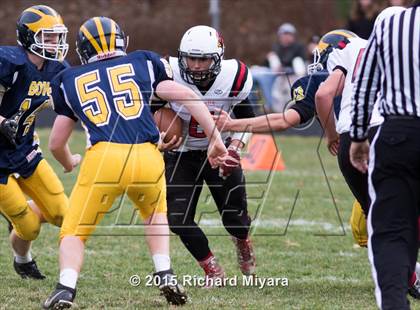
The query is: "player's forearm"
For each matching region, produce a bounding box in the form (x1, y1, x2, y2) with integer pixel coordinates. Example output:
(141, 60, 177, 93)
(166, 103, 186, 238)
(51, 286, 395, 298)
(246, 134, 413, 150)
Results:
(227, 114, 290, 133)
(49, 115, 76, 170)
(315, 91, 335, 131)
(49, 143, 74, 171)
(316, 101, 337, 139)
(158, 80, 222, 141)
(182, 95, 222, 141)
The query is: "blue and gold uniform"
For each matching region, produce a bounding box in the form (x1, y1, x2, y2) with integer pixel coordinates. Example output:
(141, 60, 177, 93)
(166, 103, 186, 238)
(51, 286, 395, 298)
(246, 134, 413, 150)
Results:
(289, 70, 341, 124)
(52, 17, 173, 241)
(52, 50, 166, 147)
(0, 46, 68, 180)
(0, 5, 70, 241)
(0, 45, 69, 240)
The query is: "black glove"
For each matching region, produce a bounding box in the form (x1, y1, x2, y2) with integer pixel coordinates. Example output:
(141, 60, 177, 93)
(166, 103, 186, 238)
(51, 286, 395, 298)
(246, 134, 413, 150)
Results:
(0, 118, 18, 147)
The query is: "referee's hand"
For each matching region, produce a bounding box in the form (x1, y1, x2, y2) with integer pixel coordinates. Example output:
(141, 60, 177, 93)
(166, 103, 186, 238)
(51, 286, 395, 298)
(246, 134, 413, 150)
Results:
(350, 141, 370, 174)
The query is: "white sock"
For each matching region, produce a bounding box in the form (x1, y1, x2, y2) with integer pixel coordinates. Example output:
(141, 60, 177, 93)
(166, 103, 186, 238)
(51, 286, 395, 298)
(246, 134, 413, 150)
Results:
(152, 254, 171, 272)
(59, 268, 79, 289)
(14, 251, 32, 264)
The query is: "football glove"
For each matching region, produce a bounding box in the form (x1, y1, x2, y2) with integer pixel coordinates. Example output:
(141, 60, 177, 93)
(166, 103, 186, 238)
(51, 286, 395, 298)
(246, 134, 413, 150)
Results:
(218, 145, 241, 179)
(0, 117, 18, 147)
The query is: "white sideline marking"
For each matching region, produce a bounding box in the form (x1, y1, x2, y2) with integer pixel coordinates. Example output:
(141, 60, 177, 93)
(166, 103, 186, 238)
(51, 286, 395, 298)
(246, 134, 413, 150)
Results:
(46, 218, 350, 233)
(300, 276, 363, 284)
(199, 218, 350, 232)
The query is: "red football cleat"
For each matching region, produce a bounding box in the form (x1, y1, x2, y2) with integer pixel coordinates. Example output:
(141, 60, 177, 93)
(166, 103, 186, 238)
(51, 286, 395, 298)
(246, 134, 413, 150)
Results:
(198, 255, 226, 288)
(232, 236, 256, 276)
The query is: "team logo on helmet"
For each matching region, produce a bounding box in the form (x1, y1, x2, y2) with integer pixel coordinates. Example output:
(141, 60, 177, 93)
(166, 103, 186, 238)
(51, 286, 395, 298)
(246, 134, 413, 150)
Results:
(216, 31, 224, 49)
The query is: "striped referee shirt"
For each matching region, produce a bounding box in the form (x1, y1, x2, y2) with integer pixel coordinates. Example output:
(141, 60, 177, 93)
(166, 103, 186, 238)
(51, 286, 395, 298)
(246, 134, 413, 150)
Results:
(350, 4, 420, 141)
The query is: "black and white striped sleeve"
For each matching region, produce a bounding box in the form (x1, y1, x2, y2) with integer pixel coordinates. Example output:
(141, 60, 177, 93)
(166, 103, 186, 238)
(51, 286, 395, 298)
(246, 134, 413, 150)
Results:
(350, 27, 381, 142)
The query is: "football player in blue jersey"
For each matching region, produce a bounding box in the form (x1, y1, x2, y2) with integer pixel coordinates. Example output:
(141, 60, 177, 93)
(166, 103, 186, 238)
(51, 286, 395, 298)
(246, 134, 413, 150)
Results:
(42, 17, 227, 309)
(0, 5, 75, 280)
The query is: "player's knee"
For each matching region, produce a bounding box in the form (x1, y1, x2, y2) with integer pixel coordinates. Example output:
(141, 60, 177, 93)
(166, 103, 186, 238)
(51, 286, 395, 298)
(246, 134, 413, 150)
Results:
(221, 210, 249, 225)
(59, 214, 90, 243)
(138, 205, 166, 221)
(167, 216, 183, 234)
(59, 232, 88, 243)
(17, 225, 41, 241)
(46, 209, 65, 227)
(224, 225, 249, 240)
(221, 212, 250, 238)
(43, 195, 69, 227)
(167, 214, 190, 235)
(11, 208, 41, 241)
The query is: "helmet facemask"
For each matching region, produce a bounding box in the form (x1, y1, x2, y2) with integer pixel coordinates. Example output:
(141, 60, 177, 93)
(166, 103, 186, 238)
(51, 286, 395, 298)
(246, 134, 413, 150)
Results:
(178, 51, 222, 86)
(29, 25, 69, 61)
(178, 25, 224, 86)
(307, 47, 328, 75)
(16, 5, 69, 62)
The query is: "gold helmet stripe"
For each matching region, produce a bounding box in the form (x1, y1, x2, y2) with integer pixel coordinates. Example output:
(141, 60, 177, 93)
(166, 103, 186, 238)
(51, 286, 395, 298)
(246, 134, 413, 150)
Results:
(36, 5, 59, 17)
(325, 30, 355, 38)
(25, 8, 64, 32)
(317, 41, 329, 53)
(317, 30, 355, 53)
(80, 25, 103, 54)
(94, 17, 108, 53)
(109, 19, 116, 51)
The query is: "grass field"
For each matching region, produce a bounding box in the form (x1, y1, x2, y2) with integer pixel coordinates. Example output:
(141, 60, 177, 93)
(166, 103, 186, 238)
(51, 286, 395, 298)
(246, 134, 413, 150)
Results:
(0, 129, 418, 309)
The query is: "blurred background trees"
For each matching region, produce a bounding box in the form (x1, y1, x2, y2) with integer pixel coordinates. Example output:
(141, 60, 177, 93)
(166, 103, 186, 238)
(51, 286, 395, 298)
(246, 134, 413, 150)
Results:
(0, 0, 366, 65)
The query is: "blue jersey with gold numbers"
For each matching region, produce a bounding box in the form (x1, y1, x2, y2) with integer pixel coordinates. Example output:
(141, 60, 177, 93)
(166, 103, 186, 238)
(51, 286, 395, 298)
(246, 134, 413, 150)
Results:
(51, 50, 172, 147)
(290, 70, 341, 124)
(0, 46, 68, 184)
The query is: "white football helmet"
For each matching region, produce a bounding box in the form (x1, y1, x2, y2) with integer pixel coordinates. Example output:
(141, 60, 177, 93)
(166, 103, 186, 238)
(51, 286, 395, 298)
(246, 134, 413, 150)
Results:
(178, 25, 224, 85)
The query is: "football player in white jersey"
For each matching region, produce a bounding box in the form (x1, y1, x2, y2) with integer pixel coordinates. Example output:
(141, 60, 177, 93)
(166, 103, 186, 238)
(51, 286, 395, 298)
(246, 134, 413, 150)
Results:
(162, 25, 256, 284)
(311, 29, 383, 219)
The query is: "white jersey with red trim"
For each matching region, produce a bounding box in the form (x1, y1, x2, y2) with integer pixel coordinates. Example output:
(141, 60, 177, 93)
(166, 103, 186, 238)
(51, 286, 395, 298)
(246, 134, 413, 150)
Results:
(327, 37, 383, 134)
(168, 56, 252, 151)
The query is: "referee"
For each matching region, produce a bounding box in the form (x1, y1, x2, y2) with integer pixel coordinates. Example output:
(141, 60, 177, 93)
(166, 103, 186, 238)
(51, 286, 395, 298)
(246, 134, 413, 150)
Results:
(349, 2, 420, 309)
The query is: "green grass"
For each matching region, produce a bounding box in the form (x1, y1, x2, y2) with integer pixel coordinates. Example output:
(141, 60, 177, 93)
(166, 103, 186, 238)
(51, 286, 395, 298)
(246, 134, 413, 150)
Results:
(0, 130, 418, 309)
